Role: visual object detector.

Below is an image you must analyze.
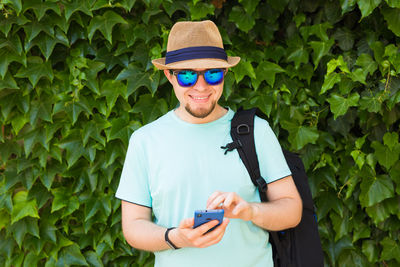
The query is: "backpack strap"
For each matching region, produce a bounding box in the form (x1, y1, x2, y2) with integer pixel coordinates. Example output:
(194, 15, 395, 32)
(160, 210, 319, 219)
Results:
(221, 107, 268, 201)
(222, 107, 290, 267)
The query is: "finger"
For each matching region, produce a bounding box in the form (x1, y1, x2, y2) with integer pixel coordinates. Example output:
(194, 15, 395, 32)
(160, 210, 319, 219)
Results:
(223, 192, 236, 208)
(207, 194, 226, 210)
(195, 219, 220, 235)
(206, 191, 222, 208)
(179, 217, 194, 229)
(199, 219, 229, 247)
(201, 218, 229, 238)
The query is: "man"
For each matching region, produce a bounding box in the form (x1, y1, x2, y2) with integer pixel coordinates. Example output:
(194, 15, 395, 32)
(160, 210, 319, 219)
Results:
(116, 20, 302, 267)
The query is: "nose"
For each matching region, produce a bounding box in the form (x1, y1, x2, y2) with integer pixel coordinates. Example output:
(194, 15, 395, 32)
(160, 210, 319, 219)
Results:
(193, 74, 208, 91)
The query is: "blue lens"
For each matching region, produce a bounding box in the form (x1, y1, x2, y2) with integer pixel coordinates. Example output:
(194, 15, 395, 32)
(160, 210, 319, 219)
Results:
(204, 69, 224, 85)
(177, 70, 198, 87)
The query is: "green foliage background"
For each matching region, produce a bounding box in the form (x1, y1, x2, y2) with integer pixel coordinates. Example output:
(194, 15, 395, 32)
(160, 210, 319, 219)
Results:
(0, 0, 399, 266)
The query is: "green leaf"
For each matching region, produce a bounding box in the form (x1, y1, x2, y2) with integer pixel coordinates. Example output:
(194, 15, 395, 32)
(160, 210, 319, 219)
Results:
(371, 139, 400, 169)
(359, 95, 381, 113)
(22, 0, 61, 21)
(116, 65, 159, 96)
(383, 132, 399, 151)
(51, 187, 69, 213)
(82, 114, 111, 147)
(57, 130, 86, 168)
(385, 0, 400, 7)
(85, 60, 105, 95)
(362, 240, 379, 262)
(57, 244, 88, 266)
(22, 127, 46, 156)
(87, 10, 128, 43)
(380, 237, 400, 262)
(4, 0, 23, 15)
(119, 0, 137, 11)
(325, 236, 353, 263)
(381, 6, 400, 37)
(309, 39, 335, 69)
(327, 93, 360, 119)
(253, 61, 285, 89)
(239, 0, 260, 13)
(251, 93, 274, 117)
(233, 60, 256, 83)
(326, 55, 350, 75)
(348, 68, 367, 84)
(340, 0, 357, 14)
(360, 175, 394, 207)
(11, 191, 40, 224)
(352, 222, 370, 242)
(11, 113, 28, 135)
(106, 117, 141, 147)
(300, 22, 332, 42)
(64, 97, 92, 125)
(23, 251, 43, 267)
(321, 73, 342, 95)
(350, 150, 366, 169)
(9, 218, 40, 248)
(287, 42, 309, 69)
(23, 19, 54, 43)
(84, 251, 104, 267)
(15, 57, 54, 87)
(280, 120, 320, 150)
(357, 0, 382, 18)
(0, 71, 19, 90)
(333, 28, 355, 51)
(330, 211, 351, 241)
(188, 2, 215, 20)
(28, 30, 69, 60)
(228, 6, 256, 33)
(63, 0, 93, 20)
(131, 94, 168, 124)
(84, 197, 101, 221)
(100, 80, 127, 112)
(355, 53, 378, 75)
(0, 48, 25, 79)
(29, 97, 53, 125)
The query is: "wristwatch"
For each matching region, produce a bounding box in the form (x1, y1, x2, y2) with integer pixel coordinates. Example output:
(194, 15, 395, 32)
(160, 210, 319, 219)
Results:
(165, 227, 180, 249)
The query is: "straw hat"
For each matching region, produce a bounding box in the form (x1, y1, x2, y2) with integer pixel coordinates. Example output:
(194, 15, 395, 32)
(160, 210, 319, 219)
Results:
(152, 20, 240, 70)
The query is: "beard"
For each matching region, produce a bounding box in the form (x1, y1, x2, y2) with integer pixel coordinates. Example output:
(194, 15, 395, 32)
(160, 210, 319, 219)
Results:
(185, 100, 217, 119)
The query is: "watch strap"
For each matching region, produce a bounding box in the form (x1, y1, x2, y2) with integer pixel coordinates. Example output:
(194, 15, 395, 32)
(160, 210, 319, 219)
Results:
(165, 227, 180, 249)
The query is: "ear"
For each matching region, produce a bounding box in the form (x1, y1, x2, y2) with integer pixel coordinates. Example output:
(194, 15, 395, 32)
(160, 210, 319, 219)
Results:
(164, 69, 173, 83)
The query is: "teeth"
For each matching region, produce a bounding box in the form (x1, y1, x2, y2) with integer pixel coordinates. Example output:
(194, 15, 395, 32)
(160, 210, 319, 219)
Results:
(193, 96, 208, 100)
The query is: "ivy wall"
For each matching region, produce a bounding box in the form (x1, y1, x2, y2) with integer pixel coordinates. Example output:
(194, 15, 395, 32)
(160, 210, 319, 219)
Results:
(0, 0, 399, 266)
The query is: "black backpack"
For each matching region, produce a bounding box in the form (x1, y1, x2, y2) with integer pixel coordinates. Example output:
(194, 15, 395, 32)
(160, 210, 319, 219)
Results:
(221, 108, 324, 267)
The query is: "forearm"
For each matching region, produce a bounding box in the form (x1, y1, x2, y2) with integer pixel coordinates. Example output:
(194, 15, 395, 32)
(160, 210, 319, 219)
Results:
(250, 197, 302, 231)
(122, 218, 170, 252)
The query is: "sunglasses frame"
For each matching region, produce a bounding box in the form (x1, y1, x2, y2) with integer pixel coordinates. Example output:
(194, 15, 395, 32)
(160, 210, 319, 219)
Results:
(169, 68, 227, 87)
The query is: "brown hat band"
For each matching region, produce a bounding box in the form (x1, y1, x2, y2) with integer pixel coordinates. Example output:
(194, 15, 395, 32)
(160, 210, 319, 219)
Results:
(165, 46, 227, 65)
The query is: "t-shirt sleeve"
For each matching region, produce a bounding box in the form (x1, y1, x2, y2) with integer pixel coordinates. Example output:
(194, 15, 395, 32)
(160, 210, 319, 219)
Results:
(254, 117, 292, 183)
(115, 131, 152, 207)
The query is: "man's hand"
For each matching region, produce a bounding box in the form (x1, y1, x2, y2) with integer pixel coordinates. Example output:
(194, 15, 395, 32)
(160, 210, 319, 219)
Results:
(206, 191, 255, 221)
(169, 217, 229, 248)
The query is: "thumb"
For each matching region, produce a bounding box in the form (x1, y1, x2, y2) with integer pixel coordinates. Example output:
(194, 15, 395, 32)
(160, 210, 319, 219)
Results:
(179, 217, 194, 229)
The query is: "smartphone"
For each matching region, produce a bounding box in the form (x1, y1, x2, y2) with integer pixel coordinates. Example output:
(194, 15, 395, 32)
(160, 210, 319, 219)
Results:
(193, 209, 224, 232)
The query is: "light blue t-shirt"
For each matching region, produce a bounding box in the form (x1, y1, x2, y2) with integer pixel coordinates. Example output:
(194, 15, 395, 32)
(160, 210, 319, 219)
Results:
(116, 108, 291, 267)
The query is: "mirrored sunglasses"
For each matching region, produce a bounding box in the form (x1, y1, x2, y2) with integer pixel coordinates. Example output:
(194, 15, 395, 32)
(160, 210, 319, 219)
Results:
(169, 69, 227, 87)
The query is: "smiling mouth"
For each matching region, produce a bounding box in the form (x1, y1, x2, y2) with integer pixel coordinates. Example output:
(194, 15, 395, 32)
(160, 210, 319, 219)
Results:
(191, 96, 209, 100)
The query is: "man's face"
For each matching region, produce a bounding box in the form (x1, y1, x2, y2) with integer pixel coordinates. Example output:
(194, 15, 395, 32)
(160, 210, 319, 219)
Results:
(165, 68, 226, 123)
